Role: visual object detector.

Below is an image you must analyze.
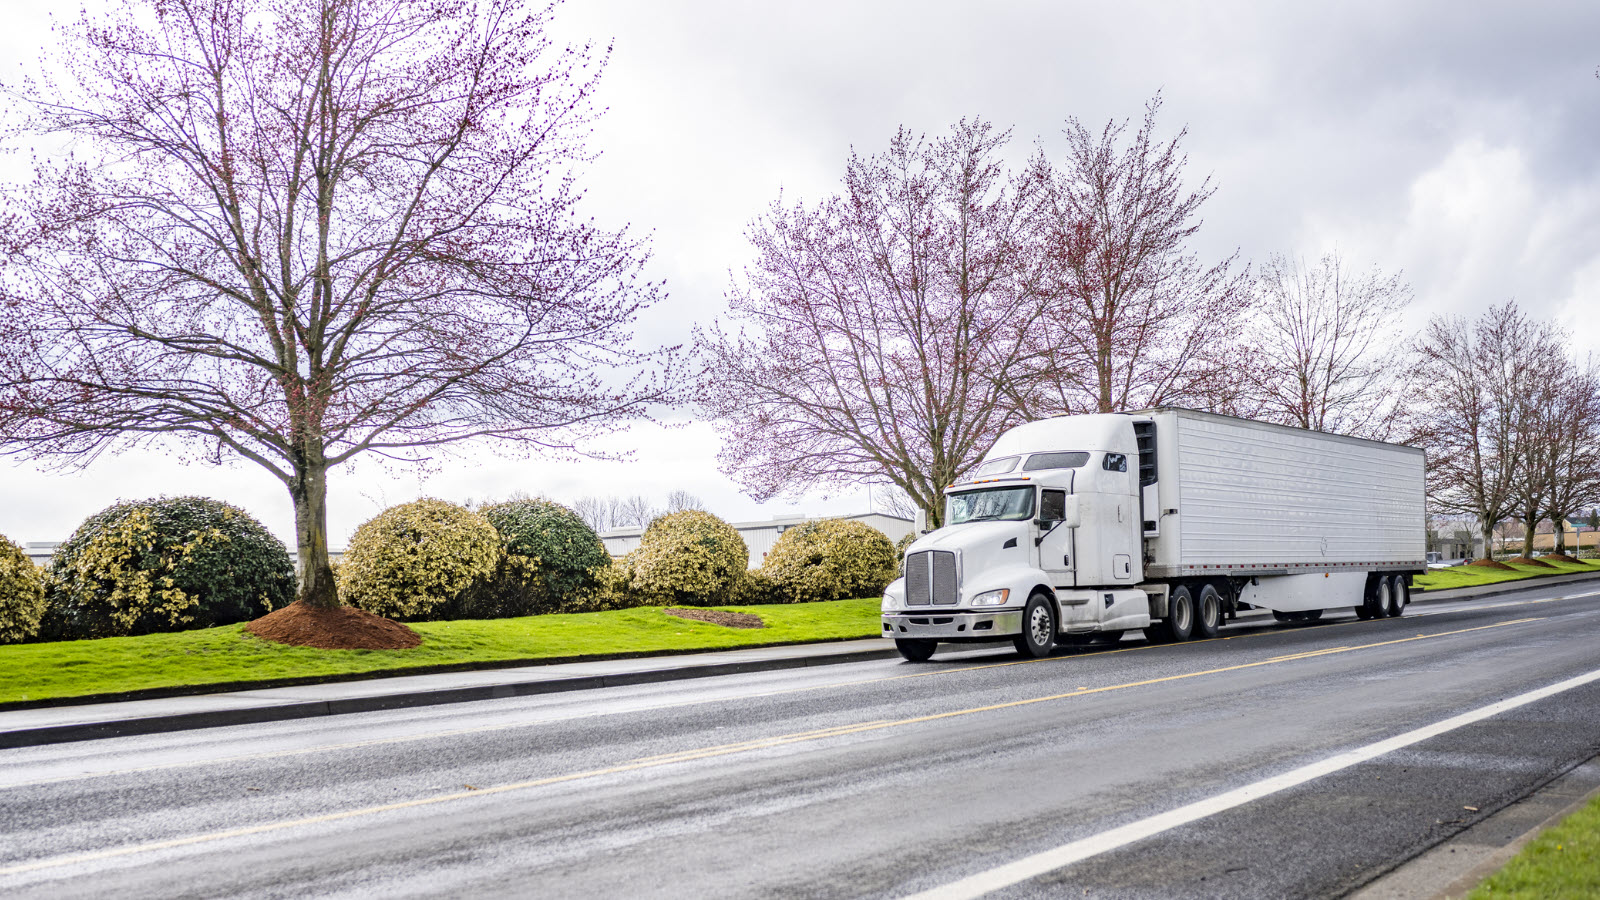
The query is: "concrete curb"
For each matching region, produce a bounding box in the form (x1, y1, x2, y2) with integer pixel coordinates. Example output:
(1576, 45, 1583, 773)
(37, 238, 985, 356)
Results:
(0, 645, 899, 750)
(5, 570, 1598, 751)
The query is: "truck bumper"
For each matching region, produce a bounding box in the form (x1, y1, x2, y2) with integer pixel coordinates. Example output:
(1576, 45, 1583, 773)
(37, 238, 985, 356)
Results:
(881, 609, 1024, 641)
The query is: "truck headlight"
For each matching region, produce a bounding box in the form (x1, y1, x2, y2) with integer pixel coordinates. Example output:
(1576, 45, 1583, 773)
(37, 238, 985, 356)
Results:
(881, 594, 896, 612)
(970, 589, 1009, 607)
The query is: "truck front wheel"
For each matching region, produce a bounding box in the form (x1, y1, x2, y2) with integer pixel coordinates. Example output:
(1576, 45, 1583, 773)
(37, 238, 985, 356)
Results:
(1014, 593, 1057, 659)
(895, 639, 937, 662)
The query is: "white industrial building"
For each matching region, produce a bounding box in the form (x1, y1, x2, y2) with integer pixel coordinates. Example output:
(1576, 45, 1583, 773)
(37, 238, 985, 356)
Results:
(600, 512, 915, 569)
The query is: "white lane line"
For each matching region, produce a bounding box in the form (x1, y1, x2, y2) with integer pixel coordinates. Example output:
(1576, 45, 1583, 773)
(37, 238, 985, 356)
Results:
(905, 665, 1600, 900)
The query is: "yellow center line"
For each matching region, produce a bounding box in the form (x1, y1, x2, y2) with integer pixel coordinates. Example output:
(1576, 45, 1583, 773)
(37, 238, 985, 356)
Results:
(3, 591, 1586, 791)
(0, 616, 1542, 879)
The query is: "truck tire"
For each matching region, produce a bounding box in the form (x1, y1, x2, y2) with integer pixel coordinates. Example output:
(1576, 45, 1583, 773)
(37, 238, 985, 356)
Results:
(1358, 576, 1382, 619)
(1013, 592, 1057, 659)
(1371, 576, 1393, 619)
(1146, 585, 1196, 643)
(1386, 575, 1408, 617)
(1194, 584, 1223, 639)
(895, 639, 937, 662)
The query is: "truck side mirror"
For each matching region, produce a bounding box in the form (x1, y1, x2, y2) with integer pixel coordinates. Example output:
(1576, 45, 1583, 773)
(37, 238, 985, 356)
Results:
(1058, 495, 1081, 529)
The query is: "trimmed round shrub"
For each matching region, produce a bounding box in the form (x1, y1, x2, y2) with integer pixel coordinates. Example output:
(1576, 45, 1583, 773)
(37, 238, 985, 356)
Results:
(760, 519, 898, 603)
(730, 569, 781, 606)
(0, 534, 47, 644)
(340, 499, 499, 620)
(628, 510, 748, 606)
(448, 499, 610, 618)
(44, 497, 295, 639)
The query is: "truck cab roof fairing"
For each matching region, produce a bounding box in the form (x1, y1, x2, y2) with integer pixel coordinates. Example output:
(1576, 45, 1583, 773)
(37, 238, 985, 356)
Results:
(984, 414, 1140, 460)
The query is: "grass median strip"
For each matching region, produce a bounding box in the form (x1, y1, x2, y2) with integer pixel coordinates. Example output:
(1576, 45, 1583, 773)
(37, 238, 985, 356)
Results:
(0, 598, 882, 706)
(1468, 791, 1600, 899)
(1413, 559, 1600, 593)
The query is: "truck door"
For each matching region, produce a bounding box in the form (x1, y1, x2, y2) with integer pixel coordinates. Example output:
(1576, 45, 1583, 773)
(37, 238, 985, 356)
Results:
(1038, 486, 1075, 589)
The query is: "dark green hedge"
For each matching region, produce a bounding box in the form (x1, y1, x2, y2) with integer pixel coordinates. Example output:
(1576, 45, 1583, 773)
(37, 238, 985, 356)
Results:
(43, 497, 295, 639)
(447, 499, 610, 618)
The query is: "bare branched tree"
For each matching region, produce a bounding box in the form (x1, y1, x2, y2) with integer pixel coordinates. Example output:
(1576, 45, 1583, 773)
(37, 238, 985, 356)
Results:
(870, 483, 920, 520)
(664, 490, 704, 513)
(0, 0, 675, 609)
(1247, 251, 1412, 438)
(1537, 357, 1600, 556)
(615, 494, 657, 528)
(1021, 95, 1252, 416)
(1509, 354, 1571, 557)
(700, 120, 1047, 527)
(572, 496, 611, 532)
(1412, 302, 1565, 559)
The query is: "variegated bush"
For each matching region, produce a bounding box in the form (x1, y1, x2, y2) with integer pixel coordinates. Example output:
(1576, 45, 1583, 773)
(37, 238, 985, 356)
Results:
(760, 519, 898, 603)
(44, 497, 295, 639)
(627, 510, 748, 606)
(339, 499, 499, 620)
(0, 534, 47, 643)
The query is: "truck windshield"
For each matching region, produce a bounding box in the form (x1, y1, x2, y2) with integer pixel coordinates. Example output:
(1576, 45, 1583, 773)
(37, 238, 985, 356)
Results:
(946, 487, 1035, 524)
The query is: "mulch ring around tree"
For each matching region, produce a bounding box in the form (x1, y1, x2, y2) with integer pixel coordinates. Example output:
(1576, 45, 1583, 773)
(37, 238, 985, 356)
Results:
(664, 607, 765, 629)
(245, 601, 422, 650)
(1466, 558, 1518, 571)
(1540, 553, 1582, 564)
(1502, 556, 1555, 569)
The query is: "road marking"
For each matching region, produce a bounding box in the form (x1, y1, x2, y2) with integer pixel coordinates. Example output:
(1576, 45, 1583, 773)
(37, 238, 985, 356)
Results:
(2, 589, 1587, 791)
(903, 663, 1600, 900)
(0, 617, 1542, 878)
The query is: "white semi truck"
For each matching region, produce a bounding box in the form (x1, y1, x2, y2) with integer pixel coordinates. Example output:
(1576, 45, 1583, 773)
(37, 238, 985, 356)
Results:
(881, 408, 1427, 661)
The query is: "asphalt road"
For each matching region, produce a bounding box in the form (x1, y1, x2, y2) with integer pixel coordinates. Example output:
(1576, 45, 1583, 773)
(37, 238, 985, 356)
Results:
(3, 582, 1599, 899)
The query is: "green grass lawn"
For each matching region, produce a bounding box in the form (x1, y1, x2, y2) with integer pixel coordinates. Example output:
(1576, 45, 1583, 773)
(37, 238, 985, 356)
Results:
(0, 598, 883, 706)
(1468, 793, 1600, 899)
(1413, 559, 1600, 593)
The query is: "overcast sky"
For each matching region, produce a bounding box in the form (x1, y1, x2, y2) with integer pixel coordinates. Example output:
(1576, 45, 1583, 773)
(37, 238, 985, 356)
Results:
(3, 0, 1599, 549)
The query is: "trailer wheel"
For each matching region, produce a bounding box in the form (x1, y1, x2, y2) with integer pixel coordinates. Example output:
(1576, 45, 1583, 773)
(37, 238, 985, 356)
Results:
(895, 639, 937, 662)
(1014, 592, 1057, 658)
(1371, 577, 1394, 619)
(1194, 584, 1223, 638)
(1386, 575, 1408, 617)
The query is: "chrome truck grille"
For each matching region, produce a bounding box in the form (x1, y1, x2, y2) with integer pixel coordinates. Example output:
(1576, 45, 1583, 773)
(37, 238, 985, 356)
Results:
(905, 550, 958, 606)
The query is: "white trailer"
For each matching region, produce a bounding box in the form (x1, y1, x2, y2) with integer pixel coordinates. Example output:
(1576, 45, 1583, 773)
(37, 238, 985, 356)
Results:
(880, 408, 1426, 661)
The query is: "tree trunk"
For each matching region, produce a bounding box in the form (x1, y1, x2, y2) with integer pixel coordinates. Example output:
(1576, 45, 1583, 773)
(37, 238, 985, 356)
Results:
(290, 458, 339, 608)
(1552, 515, 1567, 555)
(1520, 520, 1536, 558)
(1481, 521, 1495, 562)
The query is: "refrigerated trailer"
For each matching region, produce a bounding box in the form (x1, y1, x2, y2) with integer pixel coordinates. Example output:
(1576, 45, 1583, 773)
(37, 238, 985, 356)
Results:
(880, 408, 1427, 661)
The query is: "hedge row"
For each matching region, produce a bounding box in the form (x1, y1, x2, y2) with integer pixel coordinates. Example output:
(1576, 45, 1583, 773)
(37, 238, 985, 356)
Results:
(0, 496, 903, 642)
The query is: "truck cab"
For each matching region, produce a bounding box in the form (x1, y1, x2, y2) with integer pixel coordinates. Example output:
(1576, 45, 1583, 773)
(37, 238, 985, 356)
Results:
(881, 415, 1153, 661)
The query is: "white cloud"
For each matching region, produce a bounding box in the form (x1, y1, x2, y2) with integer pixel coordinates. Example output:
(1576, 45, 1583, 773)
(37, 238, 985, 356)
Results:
(5, 0, 1600, 550)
